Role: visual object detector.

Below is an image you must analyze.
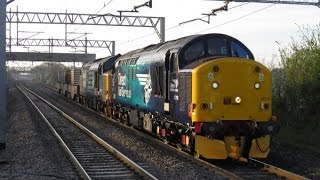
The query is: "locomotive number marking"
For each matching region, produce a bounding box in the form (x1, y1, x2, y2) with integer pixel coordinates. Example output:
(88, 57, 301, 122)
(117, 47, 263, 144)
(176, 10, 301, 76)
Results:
(170, 79, 179, 92)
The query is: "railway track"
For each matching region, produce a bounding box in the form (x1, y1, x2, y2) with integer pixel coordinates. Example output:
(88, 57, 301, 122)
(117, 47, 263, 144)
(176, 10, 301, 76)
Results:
(211, 158, 310, 180)
(34, 83, 241, 179)
(17, 84, 156, 180)
(249, 158, 310, 180)
(34, 83, 310, 180)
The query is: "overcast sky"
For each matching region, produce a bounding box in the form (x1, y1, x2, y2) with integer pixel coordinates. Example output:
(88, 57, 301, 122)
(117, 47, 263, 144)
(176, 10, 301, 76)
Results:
(6, 0, 320, 67)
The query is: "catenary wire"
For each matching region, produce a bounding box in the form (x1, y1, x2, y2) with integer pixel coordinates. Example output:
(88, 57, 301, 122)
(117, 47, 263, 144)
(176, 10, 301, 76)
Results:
(69, 0, 114, 36)
(196, 3, 275, 33)
(116, 2, 253, 48)
(95, 2, 272, 54)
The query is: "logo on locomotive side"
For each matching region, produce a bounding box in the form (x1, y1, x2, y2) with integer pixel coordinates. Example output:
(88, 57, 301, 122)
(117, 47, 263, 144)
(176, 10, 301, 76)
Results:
(118, 73, 131, 98)
(137, 73, 152, 105)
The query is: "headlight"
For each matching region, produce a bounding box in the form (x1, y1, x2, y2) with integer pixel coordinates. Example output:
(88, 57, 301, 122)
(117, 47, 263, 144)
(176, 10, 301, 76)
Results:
(212, 82, 219, 89)
(235, 97, 241, 104)
(254, 82, 261, 89)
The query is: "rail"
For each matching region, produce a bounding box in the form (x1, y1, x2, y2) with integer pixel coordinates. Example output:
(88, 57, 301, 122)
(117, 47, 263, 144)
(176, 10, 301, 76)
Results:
(249, 158, 310, 180)
(18, 84, 157, 180)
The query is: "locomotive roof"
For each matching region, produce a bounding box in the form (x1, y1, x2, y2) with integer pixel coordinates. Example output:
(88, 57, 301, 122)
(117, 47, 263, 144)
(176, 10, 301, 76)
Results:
(118, 33, 253, 62)
(83, 54, 120, 71)
(119, 34, 198, 59)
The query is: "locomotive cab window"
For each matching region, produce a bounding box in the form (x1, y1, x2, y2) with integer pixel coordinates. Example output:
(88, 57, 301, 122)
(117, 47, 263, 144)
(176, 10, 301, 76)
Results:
(231, 41, 250, 59)
(180, 35, 255, 68)
(184, 41, 205, 62)
(207, 37, 229, 56)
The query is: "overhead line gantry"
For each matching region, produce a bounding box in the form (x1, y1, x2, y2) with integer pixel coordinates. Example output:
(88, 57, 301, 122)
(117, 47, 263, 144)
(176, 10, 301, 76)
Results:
(1, 0, 167, 152)
(6, 10, 165, 43)
(7, 38, 115, 55)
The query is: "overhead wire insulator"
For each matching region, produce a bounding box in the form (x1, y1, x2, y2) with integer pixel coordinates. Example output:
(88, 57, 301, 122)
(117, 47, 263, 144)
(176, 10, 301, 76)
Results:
(180, 0, 230, 25)
(117, 0, 153, 20)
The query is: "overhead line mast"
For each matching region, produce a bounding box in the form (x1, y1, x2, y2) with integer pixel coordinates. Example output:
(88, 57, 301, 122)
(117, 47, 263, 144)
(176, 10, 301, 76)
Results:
(1, 0, 6, 150)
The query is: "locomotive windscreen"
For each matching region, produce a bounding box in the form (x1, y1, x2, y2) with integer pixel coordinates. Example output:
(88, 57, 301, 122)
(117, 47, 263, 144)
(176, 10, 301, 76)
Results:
(179, 34, 254, 68)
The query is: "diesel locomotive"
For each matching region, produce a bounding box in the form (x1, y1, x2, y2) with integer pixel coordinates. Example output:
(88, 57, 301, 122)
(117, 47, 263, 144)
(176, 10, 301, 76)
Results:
(57, 33, 279, 160)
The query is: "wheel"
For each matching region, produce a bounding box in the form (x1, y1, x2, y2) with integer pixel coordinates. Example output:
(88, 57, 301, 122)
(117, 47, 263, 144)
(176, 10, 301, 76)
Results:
(124, 114, 129, 125)
(103, 106, 107, 115)
(194, 151, 201, 159)
(95, 103, 99, 111)
(163, 138, 168, 144)
(112, 109, 116, 118)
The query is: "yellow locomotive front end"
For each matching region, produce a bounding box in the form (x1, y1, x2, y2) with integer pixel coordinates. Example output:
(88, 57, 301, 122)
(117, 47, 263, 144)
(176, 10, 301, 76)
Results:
(191, 57, 278, 160)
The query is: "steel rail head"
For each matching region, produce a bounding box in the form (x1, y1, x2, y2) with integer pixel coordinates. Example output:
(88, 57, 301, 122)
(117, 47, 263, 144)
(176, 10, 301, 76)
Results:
(249, 158, 310, 180)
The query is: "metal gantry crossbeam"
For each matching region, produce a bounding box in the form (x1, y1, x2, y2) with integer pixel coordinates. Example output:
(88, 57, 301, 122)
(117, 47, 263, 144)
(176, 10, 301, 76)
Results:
(6, 11, 160, 27)
(207, 0, 320, 7)
(6, 11, 165, 42)
(7, 38, 115, 54)
(7, 66, 31, 73)
(8, 38, 115, 55)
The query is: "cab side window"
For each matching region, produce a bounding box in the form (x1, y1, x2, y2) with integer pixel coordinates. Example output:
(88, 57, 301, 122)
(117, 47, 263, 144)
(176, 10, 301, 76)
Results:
(184, 41, 205, 62)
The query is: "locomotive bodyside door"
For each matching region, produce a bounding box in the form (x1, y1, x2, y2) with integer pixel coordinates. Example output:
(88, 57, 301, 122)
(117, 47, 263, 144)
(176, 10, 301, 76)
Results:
(165, 51, 179, 119)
